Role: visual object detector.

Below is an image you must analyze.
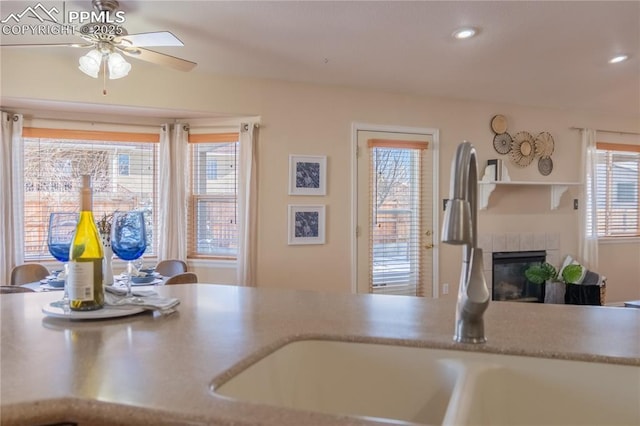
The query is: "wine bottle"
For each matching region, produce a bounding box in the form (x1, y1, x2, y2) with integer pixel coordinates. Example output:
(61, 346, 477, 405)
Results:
(68, 175, 104, 311)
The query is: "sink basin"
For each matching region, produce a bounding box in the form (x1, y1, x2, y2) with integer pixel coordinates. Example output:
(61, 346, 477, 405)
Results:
(211, 340, 640, 425)
(447, 354, 640, 426)
(213, 340, 462, 424)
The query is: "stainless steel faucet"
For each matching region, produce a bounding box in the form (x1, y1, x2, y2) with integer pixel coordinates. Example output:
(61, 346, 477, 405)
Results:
(441, 141, 490, 344)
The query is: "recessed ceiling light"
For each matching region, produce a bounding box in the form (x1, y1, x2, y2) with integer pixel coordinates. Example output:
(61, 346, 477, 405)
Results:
(609, 55, 629, 64)
(452, 27, 477, 40)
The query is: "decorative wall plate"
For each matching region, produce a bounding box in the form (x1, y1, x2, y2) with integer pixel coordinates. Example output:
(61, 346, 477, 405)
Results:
(538, 156, 554, 176)
(510, 131, 535, 167)
(491, 115, 508, 134)
(534, 132, 555, 157)
(493, 132, 512, 154)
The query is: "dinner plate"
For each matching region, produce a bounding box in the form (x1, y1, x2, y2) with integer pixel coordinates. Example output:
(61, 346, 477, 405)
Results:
(42, 301, 146, 320)
(40, 279, 65, 288)
(39, 283, 64, 291)
(130, 278, 163, 286)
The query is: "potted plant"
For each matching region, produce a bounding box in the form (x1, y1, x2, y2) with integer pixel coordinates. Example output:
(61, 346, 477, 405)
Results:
(525, 262, 584, 285)
(525, 261, 584, 304)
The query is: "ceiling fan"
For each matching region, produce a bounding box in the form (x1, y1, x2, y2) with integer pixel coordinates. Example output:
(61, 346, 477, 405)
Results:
(1, 0, 197, 80)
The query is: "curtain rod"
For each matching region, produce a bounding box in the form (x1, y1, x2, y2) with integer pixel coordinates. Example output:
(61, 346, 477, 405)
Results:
(570, 126, 640, 136)
(23, 115, 255, 131)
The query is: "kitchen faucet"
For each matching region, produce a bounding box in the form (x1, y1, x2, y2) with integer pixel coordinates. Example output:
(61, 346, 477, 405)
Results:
(441, 141, 490, 343)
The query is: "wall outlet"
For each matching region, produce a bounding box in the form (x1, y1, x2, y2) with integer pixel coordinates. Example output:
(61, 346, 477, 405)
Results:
(442, 283, 449, 295)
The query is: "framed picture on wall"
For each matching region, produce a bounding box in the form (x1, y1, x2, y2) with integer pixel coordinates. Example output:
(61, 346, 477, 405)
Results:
(289, 155, 327, 195)
(288, 204, 326, 245)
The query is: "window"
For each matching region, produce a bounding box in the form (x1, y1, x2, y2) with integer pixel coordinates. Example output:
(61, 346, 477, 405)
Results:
(206, 157, 218, 180)
(188, 132, 240, 258)
(595, 143, 640, 237)
(22, 128, 159, 261)
(367, 139, 431, 296)
(118, 154, 130, 175)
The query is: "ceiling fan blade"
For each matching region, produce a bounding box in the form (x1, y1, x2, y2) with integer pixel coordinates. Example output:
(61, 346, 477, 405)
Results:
(121, 47, 196, 72)
(115, 31, 184, 48)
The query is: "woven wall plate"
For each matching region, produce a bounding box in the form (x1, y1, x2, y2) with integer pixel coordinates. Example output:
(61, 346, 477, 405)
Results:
(538, 156, 553, 176)
(534, 132, 555, 157)
(493, 132, 512, 154)
(491, 115, 508, 134)
(510, 131, 535, 167)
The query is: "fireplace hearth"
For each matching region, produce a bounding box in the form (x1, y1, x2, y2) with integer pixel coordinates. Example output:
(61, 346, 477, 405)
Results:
(492, 251, 546, 302)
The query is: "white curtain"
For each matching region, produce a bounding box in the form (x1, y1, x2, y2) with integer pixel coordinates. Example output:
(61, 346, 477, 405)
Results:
(579, 128, 599, 270)
(0, 112, 24, 284)
(236, 122, 259, 286)
(158, 123, 189, 261)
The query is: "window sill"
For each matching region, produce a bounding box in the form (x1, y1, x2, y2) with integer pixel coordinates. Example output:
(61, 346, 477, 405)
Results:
(598, 237, 640, 245)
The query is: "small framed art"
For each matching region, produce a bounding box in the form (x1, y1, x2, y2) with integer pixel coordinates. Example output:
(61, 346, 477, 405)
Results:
(289, 155, 327, 195)
(288, 204, 326, 245)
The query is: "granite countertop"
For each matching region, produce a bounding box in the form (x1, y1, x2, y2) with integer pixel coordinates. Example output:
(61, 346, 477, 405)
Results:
(1, 284, 639, 425)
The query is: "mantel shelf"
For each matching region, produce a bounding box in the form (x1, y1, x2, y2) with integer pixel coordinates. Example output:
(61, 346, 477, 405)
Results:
(478, 181, 581, 210)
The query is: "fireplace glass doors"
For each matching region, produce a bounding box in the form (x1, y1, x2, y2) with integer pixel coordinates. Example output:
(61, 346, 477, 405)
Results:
(492, 251, 546, 302)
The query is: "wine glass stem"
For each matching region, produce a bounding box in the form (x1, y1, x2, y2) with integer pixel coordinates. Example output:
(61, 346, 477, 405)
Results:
(62, 262, 70, 306)
(126, 261, 133, 297)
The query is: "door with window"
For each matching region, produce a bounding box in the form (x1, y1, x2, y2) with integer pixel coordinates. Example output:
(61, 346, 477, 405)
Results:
(355, 126, 438, 297)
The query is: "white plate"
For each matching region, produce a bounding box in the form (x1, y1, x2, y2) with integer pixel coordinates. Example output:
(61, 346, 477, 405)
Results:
(40, 283, 64, 291)
(116, 278, 163, 286)
(115, 275, 163, 285)
(42, 301, 146, 320)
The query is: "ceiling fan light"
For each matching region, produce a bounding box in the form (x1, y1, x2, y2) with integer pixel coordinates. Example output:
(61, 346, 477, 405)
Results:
(78, 49, 102, 78)
(108, 52, 131, 79)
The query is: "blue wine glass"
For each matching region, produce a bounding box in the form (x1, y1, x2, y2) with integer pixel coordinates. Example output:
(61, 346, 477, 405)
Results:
(47, 212, 78, 303)
(111, 211, 147, 298)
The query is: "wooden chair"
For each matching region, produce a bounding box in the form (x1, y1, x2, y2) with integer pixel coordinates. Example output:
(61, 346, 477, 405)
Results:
(164, 272, 198, 285)
(155, 259, 187, 277)
(0, 286, 35, 294)
(10, 263, 50, 286)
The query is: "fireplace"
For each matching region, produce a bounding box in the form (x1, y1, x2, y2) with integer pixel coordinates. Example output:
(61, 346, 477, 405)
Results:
(492, 251, 546, 302)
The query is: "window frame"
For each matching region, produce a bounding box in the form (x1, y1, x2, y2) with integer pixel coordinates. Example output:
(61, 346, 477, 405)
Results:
(188, 132, 240, 260)
(21, 127, 160, 261)
(118, 153, 130, 176)
(595, 142, 640, 239)
(367, 138, 430, 297)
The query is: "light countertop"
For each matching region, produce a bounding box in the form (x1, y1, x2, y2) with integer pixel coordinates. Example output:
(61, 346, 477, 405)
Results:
(1, 284, 639, 425)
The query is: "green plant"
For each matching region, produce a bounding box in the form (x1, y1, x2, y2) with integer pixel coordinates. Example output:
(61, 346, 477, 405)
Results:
(524, 262, 557, 284)
(525, 262, 584, 285)
(561, 264, 584, 284)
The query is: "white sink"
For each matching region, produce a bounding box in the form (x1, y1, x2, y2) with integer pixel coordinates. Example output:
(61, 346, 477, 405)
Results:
(211, 340, 640, 425)
(446, 354, 640, 426)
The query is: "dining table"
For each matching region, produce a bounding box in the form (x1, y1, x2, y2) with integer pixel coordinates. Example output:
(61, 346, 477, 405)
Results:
(21, 272, 167, 292)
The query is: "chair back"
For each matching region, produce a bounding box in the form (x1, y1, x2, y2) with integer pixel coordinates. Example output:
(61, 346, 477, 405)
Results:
(10, 264, 50, 286)
(164, 272, 198, 285)
(155, 259, 188, 277)
(0, 286, 35, 294)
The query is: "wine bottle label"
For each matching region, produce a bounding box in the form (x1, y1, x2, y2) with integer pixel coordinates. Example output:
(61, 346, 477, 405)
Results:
(67, 261, 95, 301)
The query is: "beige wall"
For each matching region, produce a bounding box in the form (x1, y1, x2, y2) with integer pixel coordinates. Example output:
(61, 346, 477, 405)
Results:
(2, 49, 639, 302)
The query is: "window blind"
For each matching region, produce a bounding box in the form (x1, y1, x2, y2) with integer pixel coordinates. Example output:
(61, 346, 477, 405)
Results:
(22, 128, 159, 260)
(188, 133, 240, 258)
(368, 139, 428, 296)
(595, 143, 640, 237)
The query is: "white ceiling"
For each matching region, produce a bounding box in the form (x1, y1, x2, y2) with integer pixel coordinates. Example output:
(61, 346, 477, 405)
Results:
(1, 0, 639, 117)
